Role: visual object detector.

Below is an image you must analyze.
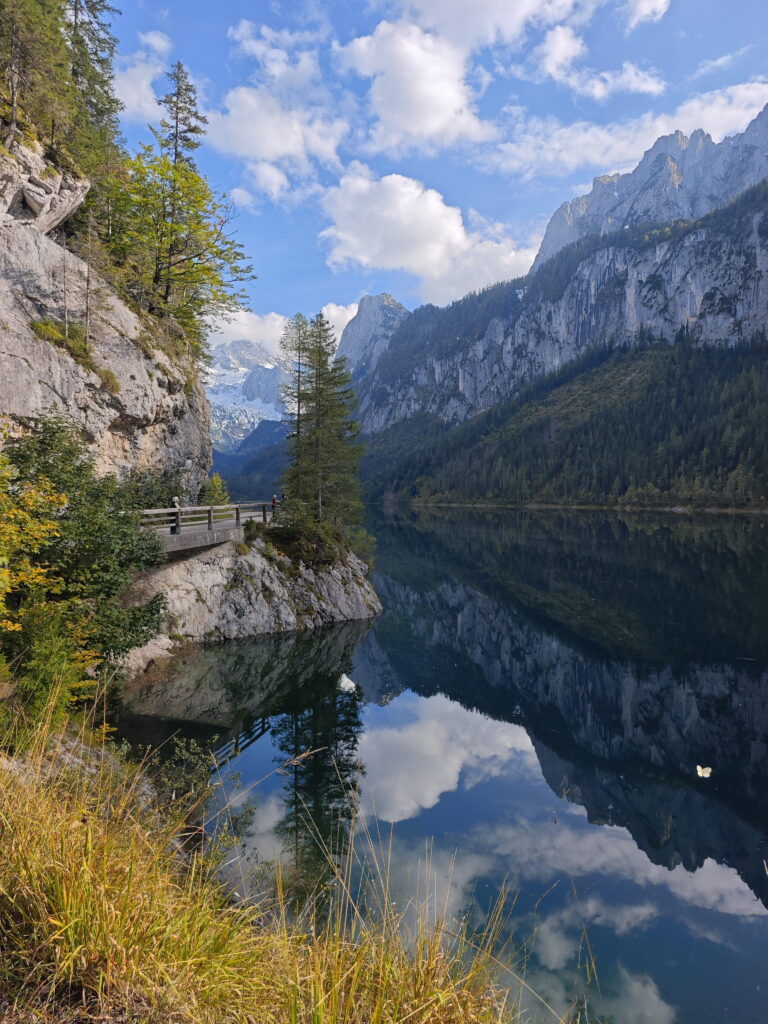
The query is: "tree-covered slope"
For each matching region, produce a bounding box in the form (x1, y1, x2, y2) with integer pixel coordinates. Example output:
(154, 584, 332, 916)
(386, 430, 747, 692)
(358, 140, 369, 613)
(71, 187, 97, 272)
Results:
(362, 334, 768, 507)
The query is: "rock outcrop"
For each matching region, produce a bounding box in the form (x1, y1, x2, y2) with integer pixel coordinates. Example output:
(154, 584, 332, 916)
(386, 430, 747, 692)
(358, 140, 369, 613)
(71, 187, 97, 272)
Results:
(533, 103, 768, 270)
(336, 293, 410, 378)
(0, 141, 91, 234)
(0, 143, 211, 495)
(123, 538, 381, 677)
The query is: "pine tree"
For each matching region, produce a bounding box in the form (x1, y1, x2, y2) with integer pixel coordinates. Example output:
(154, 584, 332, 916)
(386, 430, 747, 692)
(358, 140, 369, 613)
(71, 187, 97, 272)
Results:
(151, 61, 207, 168)
(282, 313, 362, 526)
(64, 0, 121, 168)
(280, 313, 310, 493)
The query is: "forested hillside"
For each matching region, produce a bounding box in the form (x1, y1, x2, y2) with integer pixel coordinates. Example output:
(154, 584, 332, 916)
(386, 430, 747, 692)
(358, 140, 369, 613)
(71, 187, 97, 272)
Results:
(363, 334, 768, 508)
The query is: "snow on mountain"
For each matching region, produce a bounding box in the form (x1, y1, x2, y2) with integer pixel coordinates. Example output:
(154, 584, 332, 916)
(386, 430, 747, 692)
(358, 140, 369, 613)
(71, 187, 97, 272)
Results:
(206, 339, 288, 452)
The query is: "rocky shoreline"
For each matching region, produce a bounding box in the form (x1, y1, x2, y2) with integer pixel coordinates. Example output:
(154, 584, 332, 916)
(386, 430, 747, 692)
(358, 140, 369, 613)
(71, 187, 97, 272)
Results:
(121, 538, 381, 679)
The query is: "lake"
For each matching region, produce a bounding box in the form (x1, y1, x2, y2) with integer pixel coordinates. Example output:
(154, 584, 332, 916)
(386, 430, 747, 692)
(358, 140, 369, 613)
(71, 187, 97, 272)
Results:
(118, 510, 768, 1024)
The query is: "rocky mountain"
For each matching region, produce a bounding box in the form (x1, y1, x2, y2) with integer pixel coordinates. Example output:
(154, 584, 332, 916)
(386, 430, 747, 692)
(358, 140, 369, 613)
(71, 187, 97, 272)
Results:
(353, 178, 768, 437)
(0, 142, 210, 498)
(533, 103, 768, 270)
(336, 293, 410, 378)
(206, 339, 287, 452)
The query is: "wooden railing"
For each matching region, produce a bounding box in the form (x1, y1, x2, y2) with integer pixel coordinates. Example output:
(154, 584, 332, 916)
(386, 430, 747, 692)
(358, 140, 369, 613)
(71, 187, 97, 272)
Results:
(141, 502, 275, 535)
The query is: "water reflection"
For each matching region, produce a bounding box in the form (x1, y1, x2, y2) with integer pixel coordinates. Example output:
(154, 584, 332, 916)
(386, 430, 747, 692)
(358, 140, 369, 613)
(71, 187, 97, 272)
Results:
(118, 511, 768, 1023)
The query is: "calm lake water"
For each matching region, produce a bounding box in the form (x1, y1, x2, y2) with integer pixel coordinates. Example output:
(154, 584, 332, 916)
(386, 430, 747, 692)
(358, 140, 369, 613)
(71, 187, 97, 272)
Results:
(119, 511, 768, 1024)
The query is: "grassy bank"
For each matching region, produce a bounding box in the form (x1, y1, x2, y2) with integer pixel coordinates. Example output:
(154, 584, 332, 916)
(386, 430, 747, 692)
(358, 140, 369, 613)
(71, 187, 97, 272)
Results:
(0, 712, 529, 1024)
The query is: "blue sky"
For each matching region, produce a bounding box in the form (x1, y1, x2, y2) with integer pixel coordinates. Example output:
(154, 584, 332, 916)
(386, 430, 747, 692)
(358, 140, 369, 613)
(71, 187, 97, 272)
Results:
(113, 0, 768, 350)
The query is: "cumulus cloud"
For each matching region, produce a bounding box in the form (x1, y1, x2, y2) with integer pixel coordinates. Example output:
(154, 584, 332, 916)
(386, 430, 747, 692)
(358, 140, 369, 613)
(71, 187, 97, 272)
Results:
(358, 694, 538, 821)
(230, 187, 258, 212)
(527, 25, 665, 100)
(228, 19, 323, 95)
(208, 310, 288, 355)
(624, 0, 671, 30)
(322, 302, 359, 342)
(321, 163, 538, 304)
(489, 79, 768, 178)
(403, 0, 586, 49)
(337, 21, 493, 153)
(207, 85, 347, 172)
(114, 31, 172, 122)
(248, 162, 292, 201)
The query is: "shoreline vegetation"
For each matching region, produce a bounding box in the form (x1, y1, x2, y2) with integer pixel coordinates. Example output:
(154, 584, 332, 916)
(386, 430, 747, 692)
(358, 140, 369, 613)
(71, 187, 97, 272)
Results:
(0, 705, 529, 1024)
(407, 499, 768, 515)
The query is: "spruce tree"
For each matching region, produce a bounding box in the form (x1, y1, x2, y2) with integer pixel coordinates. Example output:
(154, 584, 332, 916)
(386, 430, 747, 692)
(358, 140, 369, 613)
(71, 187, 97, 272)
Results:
(280, 313, 310, 493)
(152, 61, 207, 168)
(65, 0, 121, 167)
(282, 313, 362, 526)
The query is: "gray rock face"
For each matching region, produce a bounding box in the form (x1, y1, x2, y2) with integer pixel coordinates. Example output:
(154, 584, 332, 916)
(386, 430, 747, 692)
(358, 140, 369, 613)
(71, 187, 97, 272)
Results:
(122, 539, 381, 676)
(336, 293, 410, 377)
(0, 142, 90, 234)
(356, 199, 768, 434)
(533, 103, 768, 270)
(0, 222, 211, 496)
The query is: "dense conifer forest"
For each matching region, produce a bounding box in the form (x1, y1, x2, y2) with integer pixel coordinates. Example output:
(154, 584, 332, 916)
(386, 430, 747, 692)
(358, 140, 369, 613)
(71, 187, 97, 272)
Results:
(362, 334, 768, 508)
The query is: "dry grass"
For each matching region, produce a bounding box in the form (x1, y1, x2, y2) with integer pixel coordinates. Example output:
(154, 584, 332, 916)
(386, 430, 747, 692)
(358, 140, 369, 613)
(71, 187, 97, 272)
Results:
(0, 709, 546, 1024)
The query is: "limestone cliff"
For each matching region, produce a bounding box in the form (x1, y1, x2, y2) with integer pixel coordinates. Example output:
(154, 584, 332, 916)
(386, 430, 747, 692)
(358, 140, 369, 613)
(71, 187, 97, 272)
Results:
(123, 538, 381, 677)
(355, 182, 768, 434)
(336, 293, 410, 378)
(533, 103, 768, 270)
(0, 142, 211, 495)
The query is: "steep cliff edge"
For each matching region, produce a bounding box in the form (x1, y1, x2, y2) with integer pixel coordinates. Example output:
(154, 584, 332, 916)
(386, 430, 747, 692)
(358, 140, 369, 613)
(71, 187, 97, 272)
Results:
(122, 538, 382, 677)
(0, 142, 211, 495)
(533, 103, 768, 270)
(355, 180, 768, 436)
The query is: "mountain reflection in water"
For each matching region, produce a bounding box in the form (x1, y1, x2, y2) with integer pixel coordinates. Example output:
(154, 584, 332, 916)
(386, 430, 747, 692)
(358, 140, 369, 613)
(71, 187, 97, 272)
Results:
(118, 511, 768, 1024)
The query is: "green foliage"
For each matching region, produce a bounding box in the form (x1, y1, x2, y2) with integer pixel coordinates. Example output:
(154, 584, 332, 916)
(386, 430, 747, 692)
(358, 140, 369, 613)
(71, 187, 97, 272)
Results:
(103, 143, 253, 357)
(282, 312, 363, 526)
(198, 472, 230, 506)
(4, 417, 166, 662)
(95, 366, 120, 393)
(30, 318, 96, 371)
(151, 60, 207, 167)
(364, 335, 768, 508)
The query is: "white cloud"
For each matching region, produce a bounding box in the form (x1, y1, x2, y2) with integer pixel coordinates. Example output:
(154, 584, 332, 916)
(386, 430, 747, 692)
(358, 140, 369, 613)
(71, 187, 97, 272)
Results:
(403, 0, 586, 49)
(114, 32, 172, 123)
(321, 163, 537, 304)
(207, 304, 358, 355)
(529, 25, 665, 99)
(207, 85, 348, 171)
(624, 0, 671, 30)
(228, 19, 323, 94)
(358, 694, 538, 821)
(209, 310, 288, 356)
(248, 162, 291, 201)
(322, 302, 359, 342)
(337, 21, 493, 153)
(230, 187, 258, 212)
(593, 967, 676, 1024)
(481, 818, 768, 918)
(692, 46, 752, 81)
(490, 79, 768, 178)
(138, 30, 172, 57)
